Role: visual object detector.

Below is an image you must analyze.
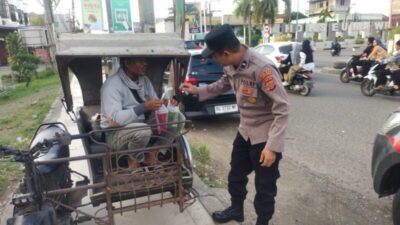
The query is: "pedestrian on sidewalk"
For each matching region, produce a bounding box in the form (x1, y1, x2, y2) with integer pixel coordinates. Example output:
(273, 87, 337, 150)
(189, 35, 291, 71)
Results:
(180, 24, 289, 225)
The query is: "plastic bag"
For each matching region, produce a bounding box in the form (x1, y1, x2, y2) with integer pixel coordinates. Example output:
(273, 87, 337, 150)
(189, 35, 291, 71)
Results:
(155, 104, 168, 135)
(161, 85, 173, 101)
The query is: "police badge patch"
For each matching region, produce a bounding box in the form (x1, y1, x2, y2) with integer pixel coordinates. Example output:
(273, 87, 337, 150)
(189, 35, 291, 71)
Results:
(259, 67, 276, 92)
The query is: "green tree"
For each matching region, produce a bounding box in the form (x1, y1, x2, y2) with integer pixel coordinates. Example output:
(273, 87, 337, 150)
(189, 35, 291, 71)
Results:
(289, 11, 307, 21)
(30, 14, 45, 26)
(36, 0, 61, 10)
(235, 0, 287, 45)
(282, 0, 291, 26)
(6, 32, 39, 87)
(318, 8, 332, 23)
(234, 0, 252, 45)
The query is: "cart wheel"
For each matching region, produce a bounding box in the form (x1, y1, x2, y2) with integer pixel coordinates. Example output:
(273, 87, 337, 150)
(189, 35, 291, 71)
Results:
(393, 189, 400, 225)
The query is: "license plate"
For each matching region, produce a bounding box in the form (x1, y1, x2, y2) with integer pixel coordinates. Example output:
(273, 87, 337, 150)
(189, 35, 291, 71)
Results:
(214, 104, 238, 114)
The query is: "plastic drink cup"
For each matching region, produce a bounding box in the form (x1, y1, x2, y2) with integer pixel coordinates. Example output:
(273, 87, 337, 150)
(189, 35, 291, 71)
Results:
(168, 111, 178, 128)
(156, 110, 168, 135)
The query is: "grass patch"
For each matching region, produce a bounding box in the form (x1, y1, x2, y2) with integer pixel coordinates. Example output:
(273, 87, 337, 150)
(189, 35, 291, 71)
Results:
(0, 68, 58, 105)
(191, 144, 224, 188)
(0, 73, 61, 196)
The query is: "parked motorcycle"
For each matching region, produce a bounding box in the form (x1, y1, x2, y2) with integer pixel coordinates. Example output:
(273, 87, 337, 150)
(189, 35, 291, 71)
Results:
(1, 123, 88, 225)
(284, 70, 314, 96)
(371, 108, 400, 225)
(360, 62, 396, 97)
(339, 55, 364, 83)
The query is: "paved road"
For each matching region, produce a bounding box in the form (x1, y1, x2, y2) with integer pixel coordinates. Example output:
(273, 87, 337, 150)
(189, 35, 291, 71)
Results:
(186, 72, 398, 225)
(314, 48, 356, 68)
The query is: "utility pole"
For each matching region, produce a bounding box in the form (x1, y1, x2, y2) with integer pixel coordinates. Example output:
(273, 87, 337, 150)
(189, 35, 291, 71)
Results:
(105, 0, 113, 33)
(295, 0, 299, 41)
(71, 0, 75, 32)
(174, 0, 185, 39)
(203, 0, 207, 33)
(138, 0, 145, 32)
(138, 0, 155, 33)
(43, 0, 57, 69)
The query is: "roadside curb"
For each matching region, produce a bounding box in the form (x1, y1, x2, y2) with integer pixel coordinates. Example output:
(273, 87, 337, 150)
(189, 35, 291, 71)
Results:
(193, 173, 240, 225)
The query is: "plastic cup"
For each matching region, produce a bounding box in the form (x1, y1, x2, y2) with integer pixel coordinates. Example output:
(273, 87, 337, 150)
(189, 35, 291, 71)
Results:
(168, 111, 178, 129)
(156, 111, 168, 135)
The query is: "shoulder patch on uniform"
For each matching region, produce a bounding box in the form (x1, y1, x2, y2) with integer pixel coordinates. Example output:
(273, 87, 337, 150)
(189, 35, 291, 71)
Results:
(258, 67, 273, 80)
(263, 76, 276, 92)
(259, 67, 276, 92)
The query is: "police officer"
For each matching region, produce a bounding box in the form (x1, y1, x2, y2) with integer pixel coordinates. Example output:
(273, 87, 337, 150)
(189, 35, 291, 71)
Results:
(180, 24, 289, 225)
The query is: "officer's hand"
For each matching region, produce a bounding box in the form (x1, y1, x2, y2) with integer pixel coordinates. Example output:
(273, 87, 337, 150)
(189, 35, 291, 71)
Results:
(107, 117, 120, 128)
(144, 99, 163, 111)
(179, 83, 199, 95)
(259, 148, 276, 167)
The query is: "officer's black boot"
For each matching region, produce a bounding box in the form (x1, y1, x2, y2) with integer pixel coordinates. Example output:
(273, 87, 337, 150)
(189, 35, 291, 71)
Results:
(255, 219, 268, 225)
(211, 206, 244, 223)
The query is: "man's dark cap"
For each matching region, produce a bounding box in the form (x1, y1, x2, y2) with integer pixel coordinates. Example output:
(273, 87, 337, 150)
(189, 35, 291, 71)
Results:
(202, 24, 240, 58)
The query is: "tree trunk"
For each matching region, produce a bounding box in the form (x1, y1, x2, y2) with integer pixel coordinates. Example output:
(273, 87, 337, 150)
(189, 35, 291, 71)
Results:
(248, 12, 252, 46)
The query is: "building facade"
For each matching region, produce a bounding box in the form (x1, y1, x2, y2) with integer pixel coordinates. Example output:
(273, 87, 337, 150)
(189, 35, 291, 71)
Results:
(309, 0, 351, 17)
(392, 0, 400, 27)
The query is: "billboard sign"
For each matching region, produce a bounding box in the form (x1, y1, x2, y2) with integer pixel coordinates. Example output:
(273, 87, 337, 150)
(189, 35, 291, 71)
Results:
(111, 0, 132, 32)
(82, 0, 103, 31)
(186, 3, 201, 33)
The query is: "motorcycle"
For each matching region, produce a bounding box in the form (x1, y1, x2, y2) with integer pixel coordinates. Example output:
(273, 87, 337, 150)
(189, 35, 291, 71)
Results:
(331, 47, 341, 56)
(285, 69, 314, 96)
(1, 33, 195, 225)
(1, 123, 87, 225)
(360, 61, 397, 97)
(371, 108, 400, 225)
(339, 55, 364, 83)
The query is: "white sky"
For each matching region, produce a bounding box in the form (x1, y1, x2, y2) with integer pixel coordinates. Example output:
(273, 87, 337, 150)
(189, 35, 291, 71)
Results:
(24, 0, 391, 19)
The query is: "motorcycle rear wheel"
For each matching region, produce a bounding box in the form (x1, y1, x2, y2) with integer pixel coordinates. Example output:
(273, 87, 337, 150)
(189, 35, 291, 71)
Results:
(393, 189, 400, 225)
(340, 70, 350, 83)
(360, 79, 375, 96)
(299, 85, 311, 96)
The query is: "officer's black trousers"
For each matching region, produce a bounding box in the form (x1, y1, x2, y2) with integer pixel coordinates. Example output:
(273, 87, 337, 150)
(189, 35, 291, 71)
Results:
(228, 132, 282, 224)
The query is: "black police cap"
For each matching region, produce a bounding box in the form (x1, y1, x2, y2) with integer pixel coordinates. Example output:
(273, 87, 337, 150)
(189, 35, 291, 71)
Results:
(202, 24, 240, 58)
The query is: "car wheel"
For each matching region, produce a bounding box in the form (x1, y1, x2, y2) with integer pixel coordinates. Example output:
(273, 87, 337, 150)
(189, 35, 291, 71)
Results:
(333, 62, 347, 69)
(340, 70, 350, 83)
(360, 79, 375, 97)
(393, 189, 400, 225)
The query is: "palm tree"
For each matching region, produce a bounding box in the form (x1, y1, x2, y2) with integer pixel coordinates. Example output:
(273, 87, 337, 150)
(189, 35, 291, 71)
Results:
(282, 0, 291, 31)
(235, 0, 287, 45)
(318, 8, 332, 23)
(234, 0, 252, 45)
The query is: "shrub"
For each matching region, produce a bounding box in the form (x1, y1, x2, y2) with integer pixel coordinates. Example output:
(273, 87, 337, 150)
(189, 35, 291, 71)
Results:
(313, 32, 320, 42)
(355, 34, 364, 44)
(5, 32, 39, 87)
(36, 67, 56, 79)
(336, 36, 345, 42)
(274, 34, 292, 42)
(388, 27, 400, 40)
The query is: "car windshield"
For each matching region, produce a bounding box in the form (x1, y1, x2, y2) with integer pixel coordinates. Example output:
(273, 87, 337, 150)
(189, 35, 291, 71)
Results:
(190, 55, 224, 75)
(279, 45, 292, 54)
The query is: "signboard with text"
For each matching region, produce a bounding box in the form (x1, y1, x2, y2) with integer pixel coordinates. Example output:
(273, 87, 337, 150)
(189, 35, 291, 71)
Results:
(186, 3, 201, 33)
(111, 0, 132, 32)
(82, 0, 103, 31)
